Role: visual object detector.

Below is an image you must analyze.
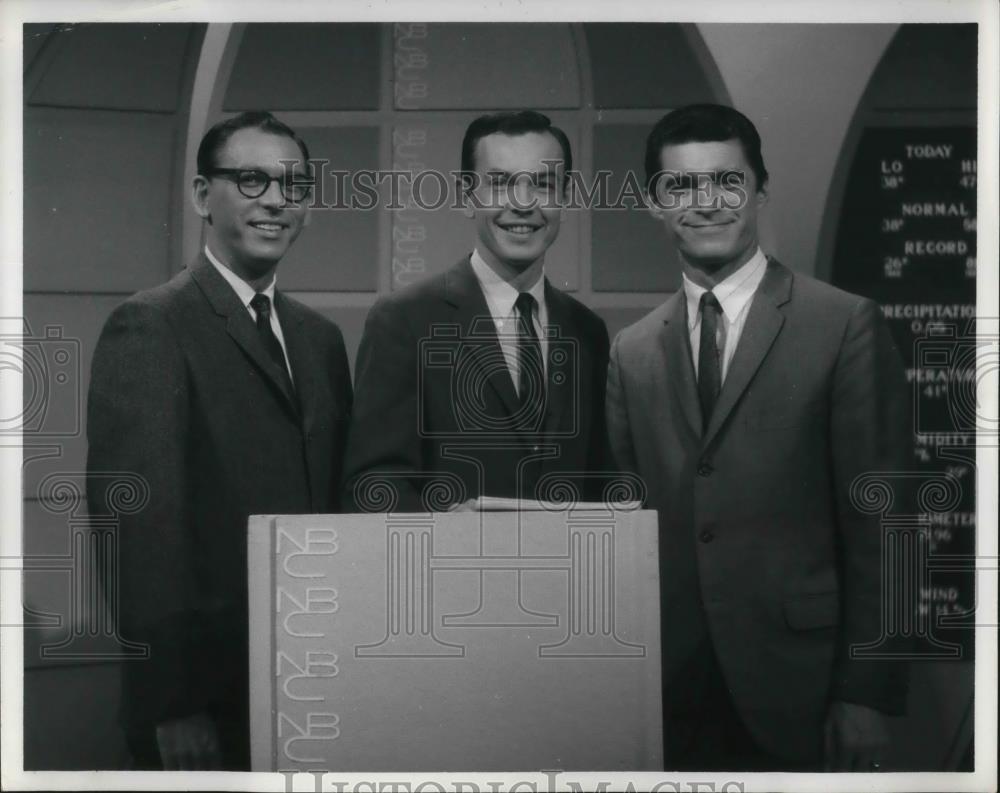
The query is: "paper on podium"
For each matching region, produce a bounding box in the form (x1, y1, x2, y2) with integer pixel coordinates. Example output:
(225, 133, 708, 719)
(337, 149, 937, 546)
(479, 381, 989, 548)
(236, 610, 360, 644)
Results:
(248, 508, 662, 772)
(470, 495, 642, 511)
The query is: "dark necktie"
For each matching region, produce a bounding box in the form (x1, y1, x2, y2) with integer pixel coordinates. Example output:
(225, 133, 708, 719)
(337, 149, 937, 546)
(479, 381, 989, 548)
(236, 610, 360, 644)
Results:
(697, 291, 722, 433)
(249, 293, 294, 396)
(514, 292, 545, 414)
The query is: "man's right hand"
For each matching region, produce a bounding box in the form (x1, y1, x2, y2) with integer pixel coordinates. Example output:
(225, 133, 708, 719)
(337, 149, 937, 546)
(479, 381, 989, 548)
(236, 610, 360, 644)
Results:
(155, 712, 223, 770)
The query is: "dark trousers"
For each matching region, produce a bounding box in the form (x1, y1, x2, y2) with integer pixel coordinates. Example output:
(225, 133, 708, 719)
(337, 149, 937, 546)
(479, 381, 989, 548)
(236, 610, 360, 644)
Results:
(663, 639, 810, 771)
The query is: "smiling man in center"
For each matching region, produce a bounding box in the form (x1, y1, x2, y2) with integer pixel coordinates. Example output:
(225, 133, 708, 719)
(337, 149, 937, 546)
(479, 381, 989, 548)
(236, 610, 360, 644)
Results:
(342, 110, 611, 511)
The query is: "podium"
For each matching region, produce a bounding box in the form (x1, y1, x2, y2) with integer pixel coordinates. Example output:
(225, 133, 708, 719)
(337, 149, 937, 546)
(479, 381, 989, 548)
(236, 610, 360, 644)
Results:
(248, 507, 662, 771)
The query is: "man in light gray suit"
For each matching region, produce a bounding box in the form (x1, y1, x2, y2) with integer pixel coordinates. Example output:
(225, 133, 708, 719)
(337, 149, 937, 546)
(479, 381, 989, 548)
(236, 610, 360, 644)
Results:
(606, 104, 910, 771)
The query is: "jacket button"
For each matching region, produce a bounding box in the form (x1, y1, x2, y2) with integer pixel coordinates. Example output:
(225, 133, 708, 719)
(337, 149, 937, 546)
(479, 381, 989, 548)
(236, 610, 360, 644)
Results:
(532, 445, 540, 452)
(699, 529, 715, 543)
(697, 460, 714, 477)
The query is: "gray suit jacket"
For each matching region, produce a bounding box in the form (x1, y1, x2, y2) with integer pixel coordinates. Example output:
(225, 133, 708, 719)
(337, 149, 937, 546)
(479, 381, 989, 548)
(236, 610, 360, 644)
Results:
(342, 256, 611, 511)
(606, 258, 910, 762)
(86, 254, 352, 747)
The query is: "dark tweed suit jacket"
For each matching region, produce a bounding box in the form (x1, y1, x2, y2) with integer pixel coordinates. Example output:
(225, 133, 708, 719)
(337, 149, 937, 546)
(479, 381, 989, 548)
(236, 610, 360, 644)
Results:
(606, 258, 910, 763)
(341, 256, 611, 511)
(86, 253, 352, 764)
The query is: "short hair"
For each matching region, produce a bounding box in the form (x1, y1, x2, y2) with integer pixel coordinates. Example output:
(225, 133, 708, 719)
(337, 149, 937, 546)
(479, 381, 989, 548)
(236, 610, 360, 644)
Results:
(644, 103, 768, 193)
(460, 110, 573, 180)
(196, 111, 310, 175)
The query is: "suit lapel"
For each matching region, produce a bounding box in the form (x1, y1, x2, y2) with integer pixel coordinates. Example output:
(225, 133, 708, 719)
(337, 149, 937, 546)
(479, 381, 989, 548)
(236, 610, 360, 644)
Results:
(189, 255, 300, 420)
(277, 293, 330, 508)
(659, 290, 702, 438)
(702, 258, 792, 447)
(444, 258, 522, 419)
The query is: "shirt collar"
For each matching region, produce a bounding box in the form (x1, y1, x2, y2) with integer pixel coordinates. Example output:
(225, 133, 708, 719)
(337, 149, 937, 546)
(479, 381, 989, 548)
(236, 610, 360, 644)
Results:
(204, 246, 277, 309)
(469, 249, 546, 318)
(682, 247, 768, 329)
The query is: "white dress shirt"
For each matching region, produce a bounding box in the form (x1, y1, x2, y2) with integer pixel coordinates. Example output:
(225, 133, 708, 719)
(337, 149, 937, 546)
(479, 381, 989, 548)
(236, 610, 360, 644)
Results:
(470, 249, 549, 394)
(204, 246, 294, 383)
(683, 247, 768, 383)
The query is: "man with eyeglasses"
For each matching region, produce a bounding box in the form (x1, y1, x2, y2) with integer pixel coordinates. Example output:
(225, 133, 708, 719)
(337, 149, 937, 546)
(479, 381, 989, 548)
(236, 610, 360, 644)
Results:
(342, 110, 611, 512)
(86, 111, 352, 770)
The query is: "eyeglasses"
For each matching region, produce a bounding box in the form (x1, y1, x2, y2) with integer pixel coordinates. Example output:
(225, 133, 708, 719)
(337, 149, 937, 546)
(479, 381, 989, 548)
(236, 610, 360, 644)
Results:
(204, 168, 315, 202)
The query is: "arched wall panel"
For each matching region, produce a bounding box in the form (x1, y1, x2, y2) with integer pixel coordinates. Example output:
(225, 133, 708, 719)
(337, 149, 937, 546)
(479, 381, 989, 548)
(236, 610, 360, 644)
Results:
(223, 23, 381, 111)
(27, 23, 193, 112)
(277, 126, 383, 292)
(393, 24, 582, 110)
(24, 109, 176, 293)
(586, 23, 722, 109)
